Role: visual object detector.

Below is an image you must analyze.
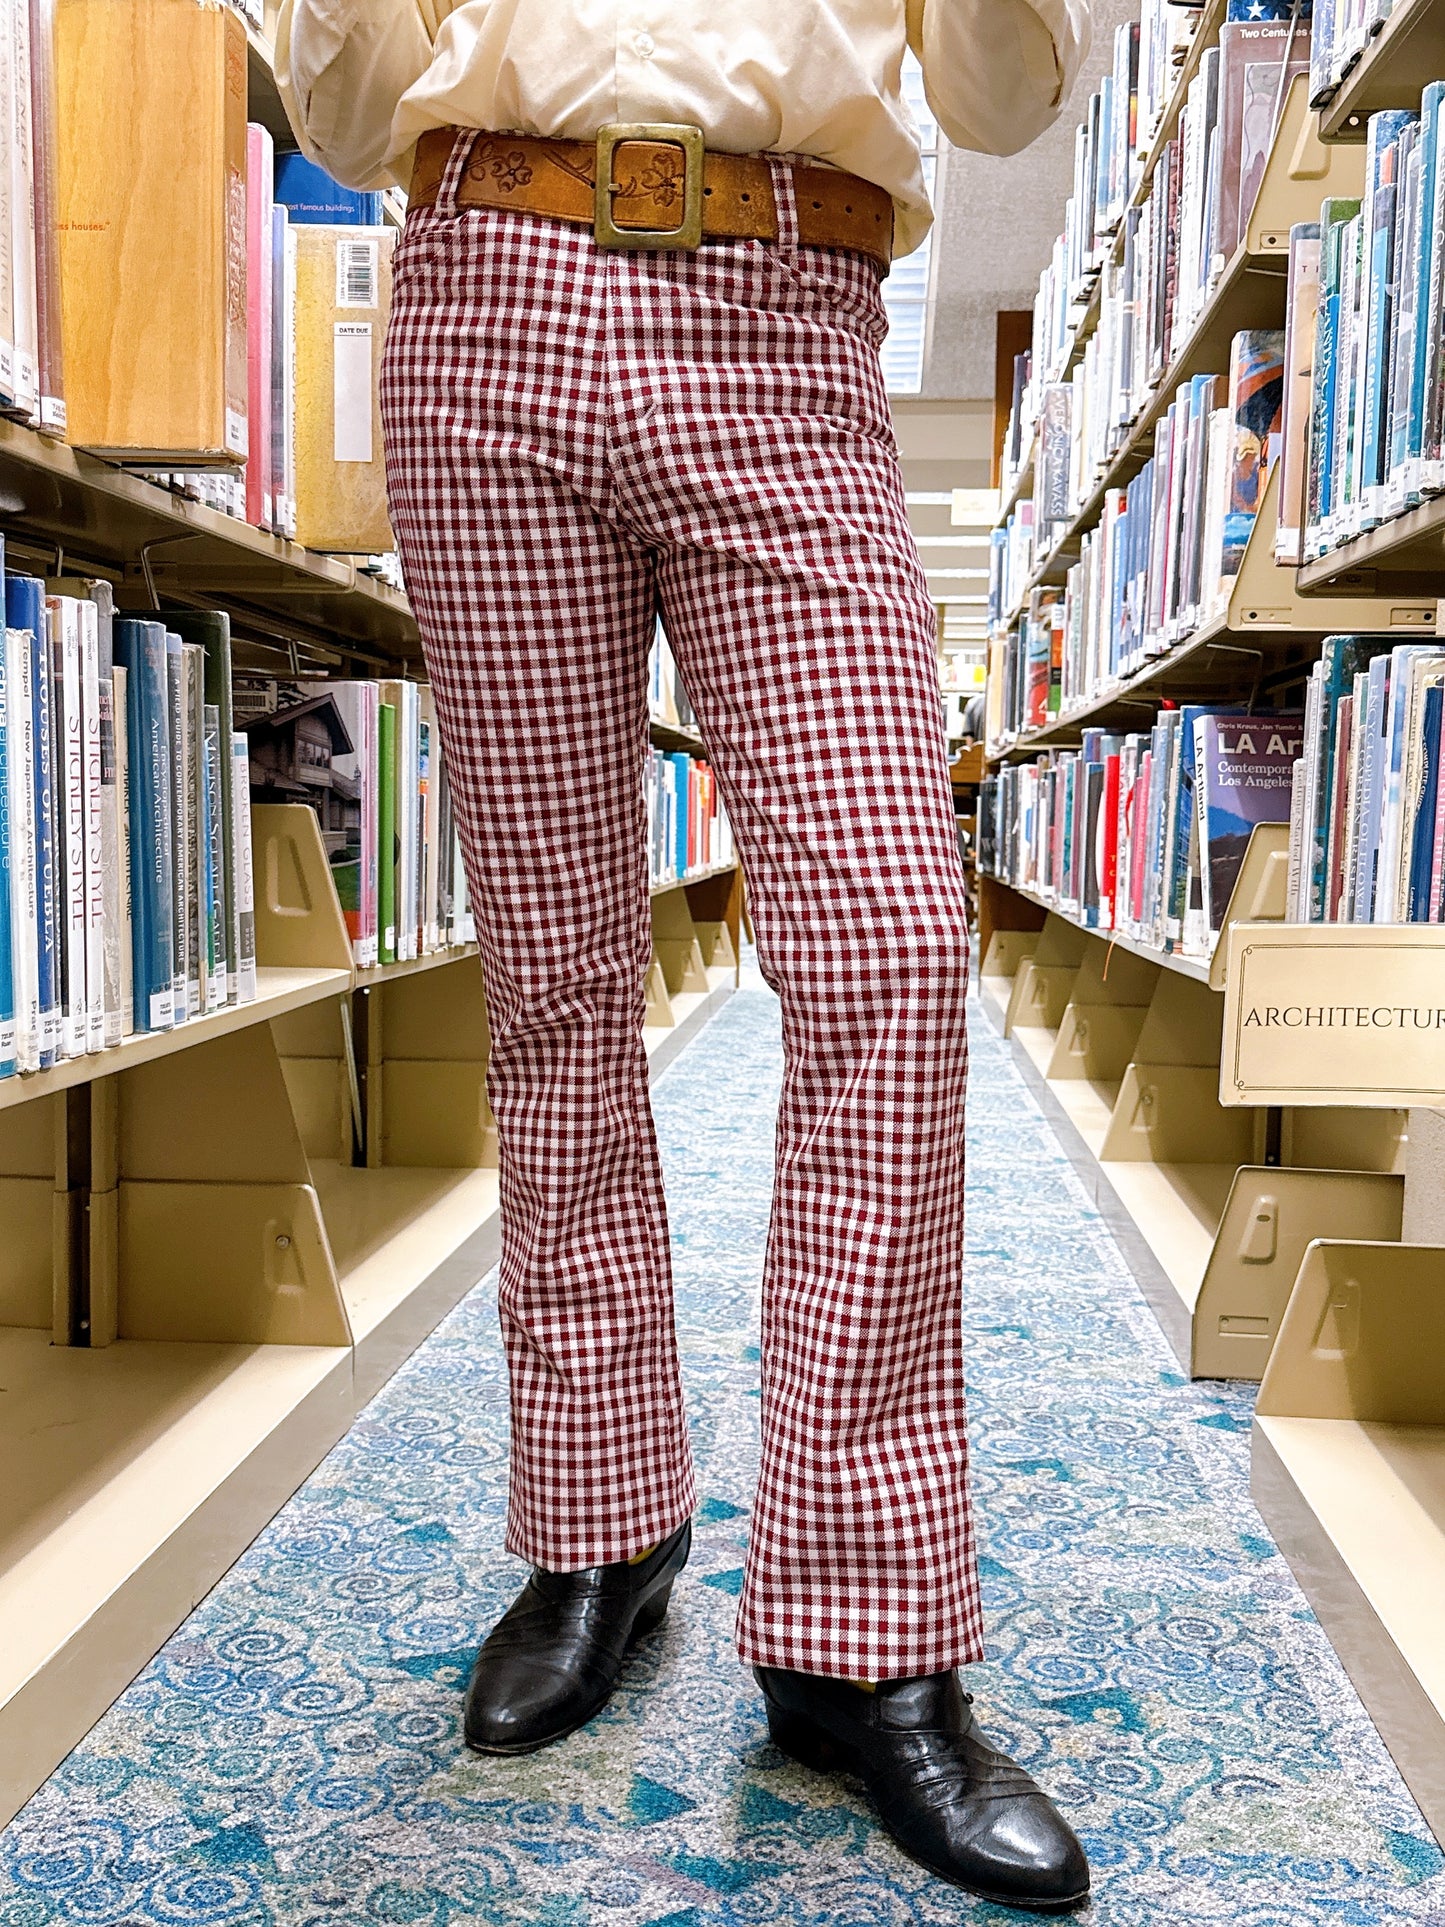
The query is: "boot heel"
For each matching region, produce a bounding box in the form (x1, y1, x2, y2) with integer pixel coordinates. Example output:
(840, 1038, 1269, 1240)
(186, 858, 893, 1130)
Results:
(629, 1581, 673, 1644)
(766, 1705, 843, 1774)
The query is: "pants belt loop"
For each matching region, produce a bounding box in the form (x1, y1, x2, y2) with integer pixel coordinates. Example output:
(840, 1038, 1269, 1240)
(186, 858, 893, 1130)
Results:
(437, 128, 481, 221)
(766, 155, 800, 253)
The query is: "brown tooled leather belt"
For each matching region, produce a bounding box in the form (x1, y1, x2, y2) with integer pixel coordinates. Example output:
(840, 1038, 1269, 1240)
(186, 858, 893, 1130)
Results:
(409, 123, 894, 271)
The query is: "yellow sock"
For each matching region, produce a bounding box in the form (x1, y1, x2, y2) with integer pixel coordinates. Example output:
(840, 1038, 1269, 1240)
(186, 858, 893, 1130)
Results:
(628, 1543, 658, 1566)
(849, 1679, 877, 1692)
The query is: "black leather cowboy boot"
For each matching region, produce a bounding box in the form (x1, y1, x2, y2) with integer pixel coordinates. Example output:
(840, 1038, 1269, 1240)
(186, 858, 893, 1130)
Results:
(756, 1666, 1090, 1912)
(464, 1522, 691, 1754)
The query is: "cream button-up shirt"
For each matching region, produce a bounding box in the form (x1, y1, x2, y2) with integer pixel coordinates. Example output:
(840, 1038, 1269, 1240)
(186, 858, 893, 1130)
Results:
(274, 0, 1090, 258)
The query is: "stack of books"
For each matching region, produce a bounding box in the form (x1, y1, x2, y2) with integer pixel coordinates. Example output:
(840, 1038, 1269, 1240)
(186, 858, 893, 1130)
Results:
(647, 751, 734, 888)
(989, 329, 1286, 742)
(234, 674, 473, 970)
(1286, 635, 1445, 923)
(1283, 92, 1445, 563)
(0, 572, 260, 1072)
(981, 704, 1304, 957)
(997, 3, 1304, 514)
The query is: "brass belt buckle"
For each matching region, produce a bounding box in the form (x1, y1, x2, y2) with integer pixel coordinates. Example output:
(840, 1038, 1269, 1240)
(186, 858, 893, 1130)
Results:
(594, 122, 705, 251)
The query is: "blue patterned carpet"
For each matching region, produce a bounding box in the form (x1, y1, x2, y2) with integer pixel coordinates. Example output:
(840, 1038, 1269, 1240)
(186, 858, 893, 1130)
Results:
(3, 970, 1443, 1926)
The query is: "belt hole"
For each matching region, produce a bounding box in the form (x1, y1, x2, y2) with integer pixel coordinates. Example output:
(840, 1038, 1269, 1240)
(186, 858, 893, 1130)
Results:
(704, 186, 713, 196)
(845, 203, 853, 213)
(741, 191, 750, 202)
(812, 200, 822, 209)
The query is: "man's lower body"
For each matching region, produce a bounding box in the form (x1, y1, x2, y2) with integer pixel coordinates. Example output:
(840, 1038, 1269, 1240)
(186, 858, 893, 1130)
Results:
(381, 136, 1088, 1912)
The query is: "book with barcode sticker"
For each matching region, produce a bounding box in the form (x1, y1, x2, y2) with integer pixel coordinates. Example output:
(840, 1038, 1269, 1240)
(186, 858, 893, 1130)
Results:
(292, 224, 394, 553)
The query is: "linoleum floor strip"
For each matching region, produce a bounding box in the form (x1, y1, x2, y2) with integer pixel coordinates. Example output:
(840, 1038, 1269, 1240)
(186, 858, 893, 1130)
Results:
(1, 962, 1442, 1924)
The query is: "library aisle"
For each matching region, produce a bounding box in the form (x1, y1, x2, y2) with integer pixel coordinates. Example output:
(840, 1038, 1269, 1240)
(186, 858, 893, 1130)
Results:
(0, 966, 1440, 1927)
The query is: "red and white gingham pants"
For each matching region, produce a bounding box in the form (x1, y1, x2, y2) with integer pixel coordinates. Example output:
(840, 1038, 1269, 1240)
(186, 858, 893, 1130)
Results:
(380, 140, 982, 1680)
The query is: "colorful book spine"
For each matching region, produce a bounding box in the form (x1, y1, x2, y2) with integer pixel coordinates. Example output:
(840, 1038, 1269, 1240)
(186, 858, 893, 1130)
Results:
(113, 619, 175, 1033)
(0, 623, 12, 1075)
(377, 698, 396, 966)
(230, 732, 256, 1003)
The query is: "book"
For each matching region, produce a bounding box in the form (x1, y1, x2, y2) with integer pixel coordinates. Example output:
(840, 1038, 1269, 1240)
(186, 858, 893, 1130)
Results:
(7, 575, 56, 1065)
(162, 610, 238, 1004)
(113, 660, 132, 1036)
(48, 593, 83, 1057)
(292, 223, 395, 553)
(1276, 222, 1321, 565)
(1222, 331, 1286, 576)
(5, 622, 36, 1069)
(27, 0, 61, 430)
(274, 151, 383, 226)
(1405, 681, 1443, 920)
(0, 614, 12, 1074)
(230, 730, 255, 1003)
(54, 0, 249, 462)
(112, 621, 174, 1031)
(1215, 21, 1312, 268)
(377, 698, 396, 966)
(245, 122, 275, 530)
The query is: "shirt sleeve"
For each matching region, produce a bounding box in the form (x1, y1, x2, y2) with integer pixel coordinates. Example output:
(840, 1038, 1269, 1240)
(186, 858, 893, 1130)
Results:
(907, 0, 1092, 158)
(274, 0, 436, 189)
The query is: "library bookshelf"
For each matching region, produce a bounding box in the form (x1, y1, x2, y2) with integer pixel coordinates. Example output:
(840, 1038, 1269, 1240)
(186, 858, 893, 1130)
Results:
(0, 799, 741, 1828)
(1001, 74, 1369, 632)
(986, 0, 1445, 1838)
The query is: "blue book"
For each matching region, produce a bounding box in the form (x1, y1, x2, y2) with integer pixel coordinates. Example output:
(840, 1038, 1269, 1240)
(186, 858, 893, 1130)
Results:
(1406, 86, 1445, 493)
(1407, 683, 1443, 920)
(1169, 705, 1247, 941)
(0, 621, 12, 1078)
(274, 152, 383, 226)
(669, 752, 691, 879)
(1357, 176, 1397, 527)
(1311, 636, 1397, 920)
(7, 575, 59, 1066)
(1378, 644, 1444, 919)
(113, 621, 176, 1032)
(1309, 205, 1347, 547)
(1352, 651, 1392, 921)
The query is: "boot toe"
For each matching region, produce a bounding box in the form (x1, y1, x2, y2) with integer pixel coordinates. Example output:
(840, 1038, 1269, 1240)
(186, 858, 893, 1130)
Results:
(463, 1654, 590, 1754)
(921, 1791, 1090, 1911)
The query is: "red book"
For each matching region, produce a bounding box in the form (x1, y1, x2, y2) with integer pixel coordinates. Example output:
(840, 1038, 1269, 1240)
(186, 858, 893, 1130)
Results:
(1100, 752, 1121, 930)
(245, 124, 275, 530)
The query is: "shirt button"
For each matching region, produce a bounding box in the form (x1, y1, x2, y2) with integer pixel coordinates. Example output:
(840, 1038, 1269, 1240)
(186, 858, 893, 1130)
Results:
(634, 31, 655, 55)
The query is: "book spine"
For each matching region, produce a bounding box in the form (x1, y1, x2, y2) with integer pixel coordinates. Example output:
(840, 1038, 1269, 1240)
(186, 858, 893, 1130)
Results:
(202, 711, 223, 1008)
(0, 0, 17, 403)
(51, 598, 82, 1056)
(30, 605, 56, 1063)
(78, 597, 102, 1049)
(377, 698, 396, 965)
(163, 634, 187, 1014)
(9, 0, 37, 418)
(184, 645, 205, 1019)
(222, 5, 249, 461)
(113, 662, 132, 1037)
(27, 0, 60, 428)
(0, 625, 11, 1073)
(230, 733, 256, 1003)
(245, 122, 274, 528)
(126, 626, 175, 1032)
(6, 627, 35, 1067)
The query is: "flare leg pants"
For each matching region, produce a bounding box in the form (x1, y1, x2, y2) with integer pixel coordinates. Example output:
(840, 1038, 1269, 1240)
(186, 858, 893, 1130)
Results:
(380, 153, 982, 1680)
